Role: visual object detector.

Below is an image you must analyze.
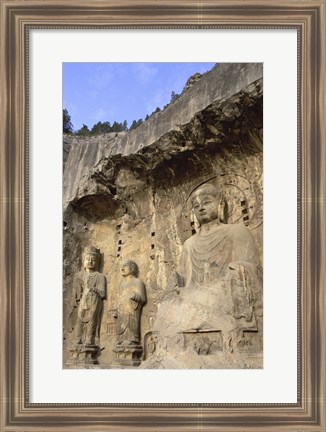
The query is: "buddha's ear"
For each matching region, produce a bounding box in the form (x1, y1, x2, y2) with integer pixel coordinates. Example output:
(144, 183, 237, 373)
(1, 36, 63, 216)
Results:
(218, 198, 228, 223)
(190, 210, 201, 230)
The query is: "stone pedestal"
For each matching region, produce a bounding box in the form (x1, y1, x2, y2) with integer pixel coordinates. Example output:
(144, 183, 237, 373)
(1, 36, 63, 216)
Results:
(113, 343, 143, 367)
(68, 344, 99, 368)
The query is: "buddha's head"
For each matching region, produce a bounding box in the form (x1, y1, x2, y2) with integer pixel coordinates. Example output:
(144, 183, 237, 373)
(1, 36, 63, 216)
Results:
(191, 183, 223, 225)
(83, 246, 100, 272)
(121, 259, 138, 278)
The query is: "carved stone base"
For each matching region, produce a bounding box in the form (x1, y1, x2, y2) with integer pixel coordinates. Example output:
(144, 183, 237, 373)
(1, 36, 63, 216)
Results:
(113, 343, 143, 367)
(180, 330, 224, 355)
(67, 344, 99, 367)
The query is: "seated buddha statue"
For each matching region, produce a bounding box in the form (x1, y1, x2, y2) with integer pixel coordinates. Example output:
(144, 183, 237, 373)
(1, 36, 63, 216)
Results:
(143, 183, 262, 367)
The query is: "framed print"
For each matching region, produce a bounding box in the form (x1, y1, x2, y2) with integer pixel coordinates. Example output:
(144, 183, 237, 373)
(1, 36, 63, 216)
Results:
(1, 0, 325, 431)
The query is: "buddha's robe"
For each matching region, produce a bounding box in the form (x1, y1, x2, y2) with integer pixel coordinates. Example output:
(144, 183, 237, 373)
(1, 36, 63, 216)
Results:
(170, 221, 262, 335)
(72, 271, 106, 345)
(116, 278, 146, 344)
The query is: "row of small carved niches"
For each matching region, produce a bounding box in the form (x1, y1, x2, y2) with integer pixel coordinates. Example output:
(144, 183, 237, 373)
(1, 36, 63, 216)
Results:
(116, 223, 157, 259)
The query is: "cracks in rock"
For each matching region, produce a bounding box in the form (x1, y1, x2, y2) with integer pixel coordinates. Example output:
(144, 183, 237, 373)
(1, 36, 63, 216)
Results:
(69, 78, 262, 222)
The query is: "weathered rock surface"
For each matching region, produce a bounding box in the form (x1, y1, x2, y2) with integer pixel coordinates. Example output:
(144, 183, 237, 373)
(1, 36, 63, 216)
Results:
(63, 63, 263, 369)
(63, 63, 262, 207)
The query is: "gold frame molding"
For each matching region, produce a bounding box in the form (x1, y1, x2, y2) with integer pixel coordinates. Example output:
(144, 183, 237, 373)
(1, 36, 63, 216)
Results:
(1, 1, 325, 431)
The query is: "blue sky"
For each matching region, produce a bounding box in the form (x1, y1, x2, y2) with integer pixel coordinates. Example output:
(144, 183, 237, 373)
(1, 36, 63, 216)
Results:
(63, 63, 216, 131)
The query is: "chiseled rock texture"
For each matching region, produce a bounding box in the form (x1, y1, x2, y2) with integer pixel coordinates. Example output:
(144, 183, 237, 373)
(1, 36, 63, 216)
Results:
(63, 63, 263, 369)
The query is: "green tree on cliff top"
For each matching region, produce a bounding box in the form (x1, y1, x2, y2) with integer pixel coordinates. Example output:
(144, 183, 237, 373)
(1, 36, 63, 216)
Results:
(63, 108, 74, 134)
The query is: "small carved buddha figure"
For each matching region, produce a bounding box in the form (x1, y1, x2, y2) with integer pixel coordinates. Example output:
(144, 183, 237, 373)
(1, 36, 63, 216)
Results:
(114, 260, 146, 347)
(72, 246, 106, 346)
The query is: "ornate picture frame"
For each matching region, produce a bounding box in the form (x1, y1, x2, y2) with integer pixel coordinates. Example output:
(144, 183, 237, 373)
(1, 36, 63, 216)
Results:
(1, 1, 325, 430)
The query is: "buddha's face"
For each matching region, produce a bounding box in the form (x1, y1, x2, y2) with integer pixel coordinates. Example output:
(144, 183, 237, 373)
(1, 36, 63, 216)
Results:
(192, 193, 220, 225)
(84, 253, 97, 270)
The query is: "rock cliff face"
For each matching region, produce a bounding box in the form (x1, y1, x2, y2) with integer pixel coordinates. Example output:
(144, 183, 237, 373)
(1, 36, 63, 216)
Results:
(63, 63, 263, 369)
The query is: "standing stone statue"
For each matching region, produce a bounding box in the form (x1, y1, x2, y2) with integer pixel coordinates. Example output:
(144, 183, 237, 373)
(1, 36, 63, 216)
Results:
(142, 183, 262, 369)
(115, 260, 146, 345)
(113, 260, 146, 366)
(69, 246, 106, 366)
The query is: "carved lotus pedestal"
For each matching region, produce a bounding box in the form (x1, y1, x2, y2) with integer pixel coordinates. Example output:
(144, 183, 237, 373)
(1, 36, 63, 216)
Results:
(68, 344, 100, 368)
(113, 342, 143, 367)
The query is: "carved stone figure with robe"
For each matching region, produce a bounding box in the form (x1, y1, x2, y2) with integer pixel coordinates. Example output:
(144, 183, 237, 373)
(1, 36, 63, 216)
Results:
(114, 260, 146, 346)
(142, 183, 262, 368)
(175, 184, 262, 340)
(71, 246, 106, 346)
